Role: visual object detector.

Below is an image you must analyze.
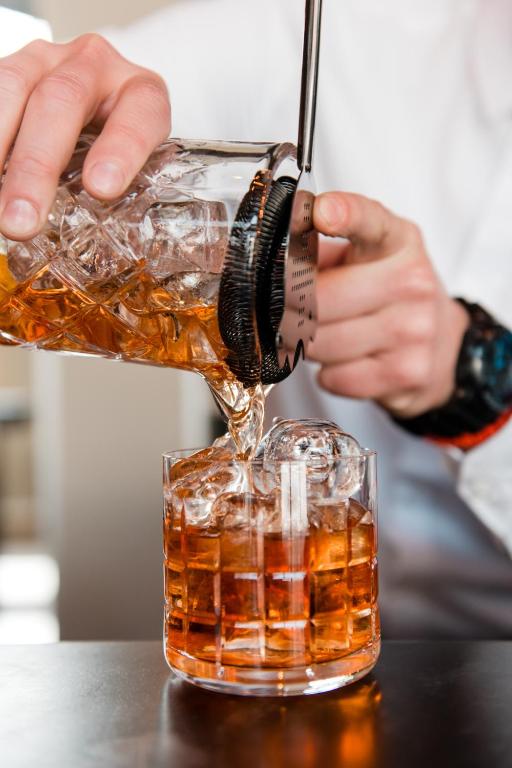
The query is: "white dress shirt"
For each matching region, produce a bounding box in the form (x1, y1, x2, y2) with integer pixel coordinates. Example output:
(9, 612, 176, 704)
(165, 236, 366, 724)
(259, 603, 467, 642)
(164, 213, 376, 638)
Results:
(0, 7, 51, 57)
(104, 0, 512, 637)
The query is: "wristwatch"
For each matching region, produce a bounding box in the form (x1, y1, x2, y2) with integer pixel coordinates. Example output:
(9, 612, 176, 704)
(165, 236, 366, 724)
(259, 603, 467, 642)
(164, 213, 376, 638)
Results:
(394, 299, 512, 450)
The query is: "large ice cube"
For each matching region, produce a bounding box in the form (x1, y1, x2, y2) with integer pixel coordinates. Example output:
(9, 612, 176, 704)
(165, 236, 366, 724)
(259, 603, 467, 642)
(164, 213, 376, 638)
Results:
(262, 418, 363, 499)
(143, 198, 228, 279)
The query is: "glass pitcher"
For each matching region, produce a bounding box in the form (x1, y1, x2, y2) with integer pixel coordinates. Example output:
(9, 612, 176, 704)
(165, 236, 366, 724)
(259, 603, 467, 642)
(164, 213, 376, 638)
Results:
(0, 137, 317, 391)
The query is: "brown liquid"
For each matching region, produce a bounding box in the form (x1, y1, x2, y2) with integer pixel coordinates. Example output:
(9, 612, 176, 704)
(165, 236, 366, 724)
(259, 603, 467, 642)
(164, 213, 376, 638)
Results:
(1, 247, 379, 676)
(0, 253, 263, 453)
(164, 485, 378, 670)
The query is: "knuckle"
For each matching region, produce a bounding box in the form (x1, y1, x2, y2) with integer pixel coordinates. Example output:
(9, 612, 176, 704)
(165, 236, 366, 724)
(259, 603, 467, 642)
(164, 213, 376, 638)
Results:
(129, 73, 171, 119)
(24, 38, 51, 57)
(398, 264, 436, 301)
(388, 312, 409, 345)
(111, 120, 150, 155)
(410, 311, 436, 343)
(385, 392, 417, 415)
(9, 145, 56, 180)
(37, 69, 89, 107)
(370, 198, 392, 236)
(318, 367, 338, 394)
(0, 62, 31, 99)
(75, 32, 111, 58)
(402, 219, 424, 247)
(394, 352, 431, 389)
(393, 356, 415, 389)
(393, 308, 436, 345)
(372, 199, 388, 219)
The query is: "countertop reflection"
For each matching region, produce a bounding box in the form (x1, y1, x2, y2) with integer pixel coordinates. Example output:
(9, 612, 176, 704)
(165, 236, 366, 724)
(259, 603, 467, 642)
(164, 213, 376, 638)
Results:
(0, 641, 511, 768)
(158, 675, 382, 768)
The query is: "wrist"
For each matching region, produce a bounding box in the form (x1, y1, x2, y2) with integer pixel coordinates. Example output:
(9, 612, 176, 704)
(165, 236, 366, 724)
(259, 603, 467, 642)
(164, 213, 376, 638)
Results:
(392, 299, 512, 450)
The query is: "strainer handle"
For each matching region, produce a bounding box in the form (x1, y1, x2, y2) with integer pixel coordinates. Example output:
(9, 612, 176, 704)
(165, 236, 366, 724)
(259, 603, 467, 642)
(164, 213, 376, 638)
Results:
(297, 0, 323, 173)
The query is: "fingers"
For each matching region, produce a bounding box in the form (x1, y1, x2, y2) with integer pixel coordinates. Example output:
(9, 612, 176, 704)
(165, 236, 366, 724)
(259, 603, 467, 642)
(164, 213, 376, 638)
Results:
(318, 356, 385, 400)
(317, 249, 437, 325)
(318, 347, 430, 402)
(308, 313, 388, 364)
(82, 72, 171, 199)
(318, 238, 350, 269)
(314, 191, 405, 250)
(317, 249, 402, 324)
(0, 42, 59, 239)
(309, 299, 437, 365)
(0, 47, 110, 239)
(0, 33, 172, 241)
(0, 36, 114, 239)
(0, 42, 54, 176)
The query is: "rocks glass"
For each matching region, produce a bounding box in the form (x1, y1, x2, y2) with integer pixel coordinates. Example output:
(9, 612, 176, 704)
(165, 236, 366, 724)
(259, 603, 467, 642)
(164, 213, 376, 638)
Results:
(163, 448, 379, 696)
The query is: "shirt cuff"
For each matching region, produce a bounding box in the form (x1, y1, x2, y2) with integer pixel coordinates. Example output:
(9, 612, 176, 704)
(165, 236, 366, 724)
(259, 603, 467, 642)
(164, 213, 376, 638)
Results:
(457, 417, 512, 557)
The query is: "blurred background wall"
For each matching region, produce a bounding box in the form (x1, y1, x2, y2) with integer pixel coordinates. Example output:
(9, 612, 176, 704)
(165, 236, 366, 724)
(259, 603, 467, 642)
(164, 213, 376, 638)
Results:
(32, 0, 173, 40)
(0, 0, 215, 642)
(3, 0, 172, 39)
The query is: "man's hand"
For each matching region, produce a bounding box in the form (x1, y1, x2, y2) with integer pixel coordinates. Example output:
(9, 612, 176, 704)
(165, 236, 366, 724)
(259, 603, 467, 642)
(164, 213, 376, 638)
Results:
(0, 34, 171, 240)
(309, 191, 470, 419)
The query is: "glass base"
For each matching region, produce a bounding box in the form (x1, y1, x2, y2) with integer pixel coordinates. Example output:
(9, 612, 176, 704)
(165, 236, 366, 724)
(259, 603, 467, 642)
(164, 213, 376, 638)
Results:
(166, 640, 380, 697)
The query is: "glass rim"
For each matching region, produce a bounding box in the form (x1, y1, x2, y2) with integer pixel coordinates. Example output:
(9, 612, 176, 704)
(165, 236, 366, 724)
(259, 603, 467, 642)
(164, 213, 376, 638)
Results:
(163, 446, 377, 463)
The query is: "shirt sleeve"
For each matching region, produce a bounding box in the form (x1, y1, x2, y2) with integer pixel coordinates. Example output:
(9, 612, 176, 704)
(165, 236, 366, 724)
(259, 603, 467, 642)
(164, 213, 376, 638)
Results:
(100, 0, 300, 143)
(0, 8, 52, 55)
(456, 419, 512, 557)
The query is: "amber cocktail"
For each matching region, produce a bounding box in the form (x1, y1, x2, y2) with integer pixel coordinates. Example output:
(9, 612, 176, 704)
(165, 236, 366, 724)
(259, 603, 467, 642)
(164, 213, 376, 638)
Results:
(163, 447, 379, 696)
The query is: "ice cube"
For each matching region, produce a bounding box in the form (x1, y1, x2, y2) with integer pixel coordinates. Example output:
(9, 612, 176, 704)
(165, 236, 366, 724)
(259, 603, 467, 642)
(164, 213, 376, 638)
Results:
(168, 462, 243, 528)
(2, 237, 49, 286)
(159, 271, 221, 309)
(308, 499, 349, 532)
(250, 461, 277, 496)
(262, 418, 363, 499)
(144, 198, 228, 279)
(58, 201, 136, 297)
(166, 436, 236, 484)
(212, 491, 294, 536)
(213, 491, 276, 531)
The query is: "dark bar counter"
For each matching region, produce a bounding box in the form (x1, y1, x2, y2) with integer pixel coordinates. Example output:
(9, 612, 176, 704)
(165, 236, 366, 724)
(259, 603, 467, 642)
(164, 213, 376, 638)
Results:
(1, 641, 511, 767)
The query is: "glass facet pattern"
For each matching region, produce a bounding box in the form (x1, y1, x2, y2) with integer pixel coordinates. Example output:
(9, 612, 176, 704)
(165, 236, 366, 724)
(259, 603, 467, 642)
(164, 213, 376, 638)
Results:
(163, 451, 379, 696)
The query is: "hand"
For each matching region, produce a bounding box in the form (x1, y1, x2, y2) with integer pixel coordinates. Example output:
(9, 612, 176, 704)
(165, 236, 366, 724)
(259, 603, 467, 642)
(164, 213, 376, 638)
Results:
(308, 191, 470, 419)
(0, 34, 171, 240)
